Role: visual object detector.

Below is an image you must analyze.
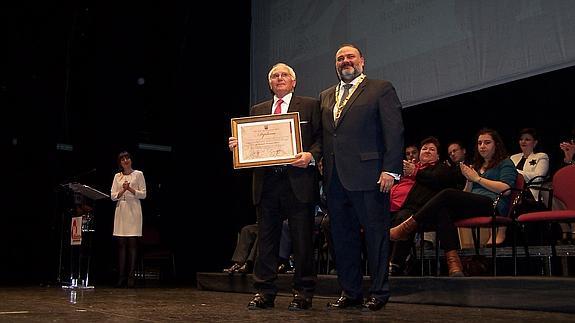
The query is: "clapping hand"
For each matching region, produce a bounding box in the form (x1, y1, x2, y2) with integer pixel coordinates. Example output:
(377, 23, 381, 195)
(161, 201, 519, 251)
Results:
(560, 139, 575, 162)
(402, 159, 416, 176)
(459, 162, 480, 182)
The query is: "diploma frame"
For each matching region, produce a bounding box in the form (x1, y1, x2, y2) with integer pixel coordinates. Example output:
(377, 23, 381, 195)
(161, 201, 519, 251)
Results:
(231, 112, 303, 169)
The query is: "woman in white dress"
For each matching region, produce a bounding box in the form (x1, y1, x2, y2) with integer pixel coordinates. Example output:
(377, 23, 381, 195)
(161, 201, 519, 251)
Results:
(111, 151, 146, 287)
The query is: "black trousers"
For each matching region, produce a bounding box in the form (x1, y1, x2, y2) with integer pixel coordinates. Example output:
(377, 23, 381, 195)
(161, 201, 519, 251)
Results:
(253, 171, 316, 298)
(231, 223, 258, 264)
(327, 169, 391, 302)
(413, 188, 494, 251)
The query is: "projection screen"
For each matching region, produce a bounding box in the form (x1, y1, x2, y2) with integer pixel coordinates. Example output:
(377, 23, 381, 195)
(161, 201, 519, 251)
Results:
(250, 0, 575, 108)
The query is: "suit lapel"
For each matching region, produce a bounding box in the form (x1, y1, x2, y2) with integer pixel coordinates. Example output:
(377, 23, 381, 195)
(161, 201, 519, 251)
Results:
(254, 100, 273, 116)
(325, 86, 337, 129)
(287, 95, 299, 113)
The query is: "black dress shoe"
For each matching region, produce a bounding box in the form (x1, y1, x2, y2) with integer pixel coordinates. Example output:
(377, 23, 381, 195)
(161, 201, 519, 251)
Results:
(247, 293, 275, 310)
(277, 263, 287, 274)
(363, 297, 386, 311)
(326, 296, 363, 309)
(236, 262, 252, 274)
(223, 263, 242, 274)
(288, 295, 312, 311)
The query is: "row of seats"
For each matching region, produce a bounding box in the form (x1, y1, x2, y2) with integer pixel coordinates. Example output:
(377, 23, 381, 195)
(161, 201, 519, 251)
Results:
(418, 165, 575, 276)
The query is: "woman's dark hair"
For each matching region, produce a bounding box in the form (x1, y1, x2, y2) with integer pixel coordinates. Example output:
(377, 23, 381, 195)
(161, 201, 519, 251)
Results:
(420, 136, 440, 151)
(117, 151, 131, 168)
(472, 128, 508, 171)
(518, 128, 538, 141)
(518, 128, 542, 152)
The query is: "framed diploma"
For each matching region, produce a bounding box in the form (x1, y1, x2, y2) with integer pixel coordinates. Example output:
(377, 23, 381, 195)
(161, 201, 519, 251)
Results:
(231, 112, 303, 169)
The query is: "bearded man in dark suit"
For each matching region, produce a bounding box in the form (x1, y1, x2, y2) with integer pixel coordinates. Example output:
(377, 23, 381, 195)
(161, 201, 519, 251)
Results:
(320, 44, 404, 311)
(229, 62, 321, 311)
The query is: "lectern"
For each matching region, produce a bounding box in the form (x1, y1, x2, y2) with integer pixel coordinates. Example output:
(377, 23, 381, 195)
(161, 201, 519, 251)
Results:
(61, 183, 109, 289)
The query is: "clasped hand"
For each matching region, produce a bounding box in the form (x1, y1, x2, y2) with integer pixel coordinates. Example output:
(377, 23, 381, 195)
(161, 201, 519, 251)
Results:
(459, 163, 480, 182)
(122, 180, 135, 195)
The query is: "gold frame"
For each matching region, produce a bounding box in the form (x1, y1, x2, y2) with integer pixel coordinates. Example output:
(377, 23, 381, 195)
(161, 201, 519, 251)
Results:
(231, 112, 302, 169)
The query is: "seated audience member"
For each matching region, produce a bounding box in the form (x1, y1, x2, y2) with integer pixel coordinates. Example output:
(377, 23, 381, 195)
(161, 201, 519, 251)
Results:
(445, 140, 469, 189)
(278, 204, 330, 274)
(511, 128, 550, 192)
(445, 140, 483, 249)
(389, 137, 459, 275)
(389, 145, 418, 213)
(390, 144, 422, 257)
(445, 141, 468, 166)
(503, 128, 550, 243)
(405, 144, 420, 163)
(391, 128, 517, 277)
(225, 218, 298, 275)
(223, 223, 258, 274)
(400, 142, 440, 249)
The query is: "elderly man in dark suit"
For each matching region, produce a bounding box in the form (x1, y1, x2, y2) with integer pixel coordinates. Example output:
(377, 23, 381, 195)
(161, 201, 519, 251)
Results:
(229, 63, 321, 311)
(320, 44, 404, 311)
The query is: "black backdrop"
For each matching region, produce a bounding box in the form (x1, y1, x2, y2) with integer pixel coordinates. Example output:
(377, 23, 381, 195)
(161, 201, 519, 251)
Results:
(2, 4, 574, 285)
(2, 4, 253, 285)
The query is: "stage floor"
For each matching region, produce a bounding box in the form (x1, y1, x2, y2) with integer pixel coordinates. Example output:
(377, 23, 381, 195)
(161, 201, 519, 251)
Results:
(1, 286, 574, 322)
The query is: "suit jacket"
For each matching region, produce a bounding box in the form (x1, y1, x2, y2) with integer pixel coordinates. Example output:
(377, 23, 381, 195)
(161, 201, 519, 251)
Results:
(510, 152, 550, 182)
(251, 95, 322, 205)
(320, 78, 404, 191)
(510, 151, 550, 200)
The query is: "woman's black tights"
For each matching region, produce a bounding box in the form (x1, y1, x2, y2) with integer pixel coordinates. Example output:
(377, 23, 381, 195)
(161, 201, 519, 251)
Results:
(117, 236, 138, 287)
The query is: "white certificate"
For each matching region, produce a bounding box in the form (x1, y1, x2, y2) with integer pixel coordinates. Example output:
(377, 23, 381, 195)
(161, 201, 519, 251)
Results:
(231, 112, 302, 169)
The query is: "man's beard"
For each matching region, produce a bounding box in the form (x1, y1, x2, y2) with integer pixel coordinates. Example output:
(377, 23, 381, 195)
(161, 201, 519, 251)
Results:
(338, 66, 361, 81)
